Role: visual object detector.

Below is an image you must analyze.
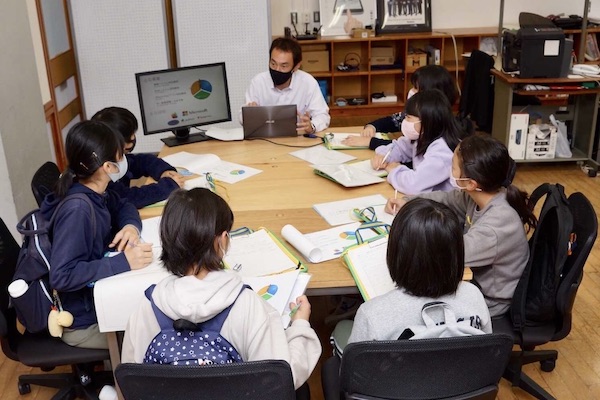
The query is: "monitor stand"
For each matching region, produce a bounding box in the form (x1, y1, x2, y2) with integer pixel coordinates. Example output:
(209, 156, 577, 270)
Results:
(161, 128, 212, 147)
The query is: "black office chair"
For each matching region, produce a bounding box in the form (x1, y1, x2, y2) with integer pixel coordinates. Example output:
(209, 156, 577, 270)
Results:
(323, 334, 513, 400)
(31, 161, 60, 206)
(0, 216, 113, 399)
(493, 191, 598, 400)
(115, 360, 297, 400)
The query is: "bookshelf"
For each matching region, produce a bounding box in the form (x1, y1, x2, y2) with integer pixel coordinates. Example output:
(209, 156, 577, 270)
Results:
(296, 27, 498, 121)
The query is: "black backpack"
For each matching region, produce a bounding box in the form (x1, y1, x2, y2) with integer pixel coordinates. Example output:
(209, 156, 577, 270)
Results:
(10, 194, 95, 333)
(512, 183, 575, 328)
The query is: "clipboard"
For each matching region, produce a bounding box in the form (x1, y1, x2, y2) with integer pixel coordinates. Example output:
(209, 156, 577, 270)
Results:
(322, 132, 389, 150)
(225, 227, 307, 276)
(342, 235, 395, 301)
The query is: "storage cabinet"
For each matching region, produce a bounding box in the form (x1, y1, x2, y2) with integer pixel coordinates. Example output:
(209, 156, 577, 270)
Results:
(491, 70, 600, 166)
(297, 27, 498, 121)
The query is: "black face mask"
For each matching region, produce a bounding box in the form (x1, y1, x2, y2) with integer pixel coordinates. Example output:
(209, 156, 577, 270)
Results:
(125, 137, 136, 153)
(269, 68, 294, 86)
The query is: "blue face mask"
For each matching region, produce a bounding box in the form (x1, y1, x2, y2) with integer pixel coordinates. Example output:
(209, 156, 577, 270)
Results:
(107, 156, 128, 182)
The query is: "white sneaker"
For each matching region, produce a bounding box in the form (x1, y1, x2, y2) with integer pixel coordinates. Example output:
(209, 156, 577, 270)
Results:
(98, 385, 118, 400)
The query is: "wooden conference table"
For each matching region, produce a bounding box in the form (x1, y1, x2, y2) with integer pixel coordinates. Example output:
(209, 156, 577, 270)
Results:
(142, 126, 396, 294)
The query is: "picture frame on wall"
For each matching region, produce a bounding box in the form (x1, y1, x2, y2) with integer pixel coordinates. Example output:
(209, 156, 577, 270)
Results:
(320, 0, 376, 37)
(376, 0, 431, 34)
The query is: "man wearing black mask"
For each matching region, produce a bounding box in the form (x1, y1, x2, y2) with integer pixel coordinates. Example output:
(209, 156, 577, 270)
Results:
(241, 37, 330, 135)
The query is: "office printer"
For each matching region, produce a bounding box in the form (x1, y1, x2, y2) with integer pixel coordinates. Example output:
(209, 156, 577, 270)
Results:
(503, 27, 570, 78)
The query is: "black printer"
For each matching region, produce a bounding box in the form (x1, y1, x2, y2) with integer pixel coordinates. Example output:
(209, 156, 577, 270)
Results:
(503, 26, 571, 78)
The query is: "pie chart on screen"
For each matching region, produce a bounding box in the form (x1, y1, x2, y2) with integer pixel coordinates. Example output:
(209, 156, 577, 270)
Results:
(190, 79, 212, 100)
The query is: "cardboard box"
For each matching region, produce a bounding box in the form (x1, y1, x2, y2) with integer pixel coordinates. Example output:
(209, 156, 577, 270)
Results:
(352, 28, 375, 38)
(526, 124, 557, 159)
(406, 52, 427, 71)
(302, 51, 329, 72)
(508, 114, 529, 160)
(371, 47, 395, 66)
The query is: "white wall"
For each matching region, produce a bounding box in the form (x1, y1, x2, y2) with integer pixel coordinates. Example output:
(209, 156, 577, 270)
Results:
(1, 0, 53, 241)
(26, 0, 51, 104)
(272, 0, 596, 35)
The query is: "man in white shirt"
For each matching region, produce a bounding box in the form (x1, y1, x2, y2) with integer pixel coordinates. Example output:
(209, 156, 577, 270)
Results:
(241, 37, 330, 135)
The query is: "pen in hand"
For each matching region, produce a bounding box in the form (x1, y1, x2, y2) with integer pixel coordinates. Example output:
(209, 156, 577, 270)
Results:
(378, 149, 392, 170)
(289, 301, 302, 317)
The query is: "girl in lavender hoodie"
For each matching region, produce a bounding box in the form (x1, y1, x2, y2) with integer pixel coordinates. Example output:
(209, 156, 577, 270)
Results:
(370, 89, 461, 195)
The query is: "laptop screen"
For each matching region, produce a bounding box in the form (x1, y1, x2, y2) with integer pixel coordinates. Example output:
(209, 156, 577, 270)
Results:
(242, 105, 297, 138)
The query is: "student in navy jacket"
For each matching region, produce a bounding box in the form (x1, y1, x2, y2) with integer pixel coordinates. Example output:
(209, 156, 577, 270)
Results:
(41, 120, 153, 349)
(92, 107, 184, 208)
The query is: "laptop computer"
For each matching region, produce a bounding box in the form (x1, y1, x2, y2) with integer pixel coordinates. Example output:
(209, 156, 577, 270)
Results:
(242, 105, 297, 138)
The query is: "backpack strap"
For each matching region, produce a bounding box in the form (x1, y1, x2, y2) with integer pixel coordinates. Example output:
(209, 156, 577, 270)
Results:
(145, 285, 175, 331)
(145, 284, 251, 332)
(200, 284, 250, 332)
(50, 193, 97, 236)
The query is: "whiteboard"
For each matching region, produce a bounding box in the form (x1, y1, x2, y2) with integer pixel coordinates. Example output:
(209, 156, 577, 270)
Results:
(172, 0, 271, 131)
(69, 0, 170, 153)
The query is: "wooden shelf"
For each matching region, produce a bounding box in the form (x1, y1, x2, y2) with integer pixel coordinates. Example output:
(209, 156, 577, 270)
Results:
(298, 27, 499, 120)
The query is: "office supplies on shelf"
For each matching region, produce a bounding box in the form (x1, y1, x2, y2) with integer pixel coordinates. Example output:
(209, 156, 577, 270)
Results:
(322, 132, 389, 150)
(313, 194, 388, 226)
(290, 146, 356, 164)
(223, 228, 306, 277)
(161, 151, 262, 184)
(343, 236, 395, 301)
(311, 163, 385, 188)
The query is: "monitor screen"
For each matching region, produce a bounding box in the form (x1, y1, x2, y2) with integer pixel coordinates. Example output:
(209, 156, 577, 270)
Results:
(135, 62, 231, 146)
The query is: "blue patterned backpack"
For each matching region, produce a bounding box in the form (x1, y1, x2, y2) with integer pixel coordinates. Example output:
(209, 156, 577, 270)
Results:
(142, 284, 247, 366)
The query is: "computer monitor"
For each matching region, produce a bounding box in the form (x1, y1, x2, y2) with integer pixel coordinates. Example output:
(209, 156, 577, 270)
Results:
(135, 62, 232, 147)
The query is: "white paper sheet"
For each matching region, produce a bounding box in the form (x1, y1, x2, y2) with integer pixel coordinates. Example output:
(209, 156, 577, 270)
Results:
(223, 229, 299, 277)
(313, 194, 389, 226)
(205, 126, 244, 141)
(94, 249, 170, 332)
(312, 163, 386, 187)
(141, 216, 162, 247)
(323, 132, 387, 150)
(242, 270, 300, 316)
(281, 273, 312, 328)
(161, 151, 262, 184)
(344, 238, 396, 300)
(281, 224, 323, 262)
(290, 146, 356, 165)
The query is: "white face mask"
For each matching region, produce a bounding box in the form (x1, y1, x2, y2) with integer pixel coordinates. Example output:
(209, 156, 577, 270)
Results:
(401, 118, 421, 141)
(407, 88, 417, 99)
(219, 231, 231, 257)
(449, 166, 482, 191)
(107, 156, 128, 183)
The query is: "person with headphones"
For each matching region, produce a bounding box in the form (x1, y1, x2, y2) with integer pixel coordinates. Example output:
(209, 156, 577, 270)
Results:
(240, 37, 330, 135)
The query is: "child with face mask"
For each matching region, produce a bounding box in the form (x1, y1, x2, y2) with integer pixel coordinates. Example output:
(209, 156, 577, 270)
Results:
(92, 107, 184, 209)
(40, 120, 154, 349)
(122, 188, 321, 392)
(384, 134, 537, 317)
(370, 89, 461, 194)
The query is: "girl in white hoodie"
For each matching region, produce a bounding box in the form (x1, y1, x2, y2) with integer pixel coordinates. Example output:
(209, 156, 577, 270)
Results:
(121, 188, 321, 389)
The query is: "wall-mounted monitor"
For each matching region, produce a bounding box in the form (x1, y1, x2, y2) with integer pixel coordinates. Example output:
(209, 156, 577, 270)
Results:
(135, 62, 231, 147)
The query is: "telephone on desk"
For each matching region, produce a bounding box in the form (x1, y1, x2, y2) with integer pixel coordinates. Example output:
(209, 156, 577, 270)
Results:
(572, 64, 600, 76)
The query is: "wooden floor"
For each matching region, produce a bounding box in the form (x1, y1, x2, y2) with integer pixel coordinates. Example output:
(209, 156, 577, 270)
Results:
(1, 162, 599, 399)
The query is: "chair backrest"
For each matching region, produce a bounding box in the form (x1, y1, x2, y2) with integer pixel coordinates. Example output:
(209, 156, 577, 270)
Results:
(115, 360, 296, 400)
(508, 190, 597, 345)
(339, 334, 514, 400)
(0, 216, 23, 361)
(31, 161, 60, 207)
(553, 192, 597, 340)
